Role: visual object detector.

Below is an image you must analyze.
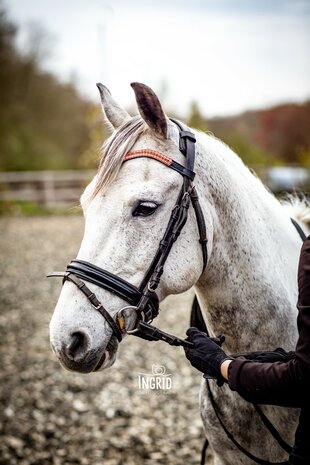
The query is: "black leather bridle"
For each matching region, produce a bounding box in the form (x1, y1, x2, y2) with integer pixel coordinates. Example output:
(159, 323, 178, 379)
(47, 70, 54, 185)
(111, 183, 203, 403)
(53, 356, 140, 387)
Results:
(48, 120, 208, 348)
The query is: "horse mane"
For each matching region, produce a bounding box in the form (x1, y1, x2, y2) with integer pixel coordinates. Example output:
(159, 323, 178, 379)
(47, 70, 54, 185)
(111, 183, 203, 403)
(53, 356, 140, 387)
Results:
(281, 194, 310, 232)
(91, 116, 147, 198)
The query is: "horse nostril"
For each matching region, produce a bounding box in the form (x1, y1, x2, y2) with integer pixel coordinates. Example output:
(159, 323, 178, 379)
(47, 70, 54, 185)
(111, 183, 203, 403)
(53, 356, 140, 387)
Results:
(66, 331, 90, 361)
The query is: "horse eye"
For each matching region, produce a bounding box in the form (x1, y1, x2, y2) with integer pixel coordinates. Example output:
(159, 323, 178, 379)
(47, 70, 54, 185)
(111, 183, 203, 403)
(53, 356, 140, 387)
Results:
(132, 201, 159, 217)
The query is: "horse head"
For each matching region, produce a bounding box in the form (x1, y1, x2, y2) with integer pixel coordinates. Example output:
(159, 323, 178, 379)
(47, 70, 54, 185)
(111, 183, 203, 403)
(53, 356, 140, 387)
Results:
(49, 83, 211, 373)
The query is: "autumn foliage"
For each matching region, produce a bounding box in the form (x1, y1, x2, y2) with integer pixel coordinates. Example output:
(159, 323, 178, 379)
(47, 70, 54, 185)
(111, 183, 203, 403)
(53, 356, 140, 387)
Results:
(0, 5, 309, 172)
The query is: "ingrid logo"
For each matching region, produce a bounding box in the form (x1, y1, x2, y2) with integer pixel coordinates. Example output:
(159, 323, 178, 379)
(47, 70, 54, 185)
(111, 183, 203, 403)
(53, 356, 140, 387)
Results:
(138, 364, 172, 392)
(152, 364, 166, 375)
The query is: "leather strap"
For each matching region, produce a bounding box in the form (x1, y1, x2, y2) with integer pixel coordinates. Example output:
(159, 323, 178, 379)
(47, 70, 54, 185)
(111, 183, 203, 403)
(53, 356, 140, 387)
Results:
(48, 272, 123, 342)
(291, 218, 307, 242)
(190, 186, 208, 270)
(124, 150, 195, 181)
(172, 120, 208, 272)
(205, 380, 289, 465)
(67, 260, 142, 305)
(200, 438, 209, 465)
(67, 260, 159, 321)
(253, 404, 292, 454)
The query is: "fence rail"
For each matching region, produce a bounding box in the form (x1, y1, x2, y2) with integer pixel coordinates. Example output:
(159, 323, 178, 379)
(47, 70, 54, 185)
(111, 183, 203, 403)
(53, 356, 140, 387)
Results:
(0, 170, 96, 206)
(0, 167, 309, 207)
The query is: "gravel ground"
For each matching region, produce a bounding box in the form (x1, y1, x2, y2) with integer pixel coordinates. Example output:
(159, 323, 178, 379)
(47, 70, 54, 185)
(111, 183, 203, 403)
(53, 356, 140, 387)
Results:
(0, 217, 210, 465)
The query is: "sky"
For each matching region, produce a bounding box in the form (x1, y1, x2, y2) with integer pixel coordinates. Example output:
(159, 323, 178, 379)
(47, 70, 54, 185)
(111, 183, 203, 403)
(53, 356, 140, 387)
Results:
(5, 0, 310, 117)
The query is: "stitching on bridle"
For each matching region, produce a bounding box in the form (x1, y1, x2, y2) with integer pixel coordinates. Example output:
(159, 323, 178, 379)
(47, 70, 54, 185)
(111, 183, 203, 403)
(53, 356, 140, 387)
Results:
(125, 149, 173, 166)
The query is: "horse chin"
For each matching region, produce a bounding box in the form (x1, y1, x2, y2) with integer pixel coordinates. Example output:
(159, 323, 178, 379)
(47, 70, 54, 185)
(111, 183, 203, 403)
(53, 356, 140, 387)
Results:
(94, 350, 116, 371)
(93, 335, 119, 371)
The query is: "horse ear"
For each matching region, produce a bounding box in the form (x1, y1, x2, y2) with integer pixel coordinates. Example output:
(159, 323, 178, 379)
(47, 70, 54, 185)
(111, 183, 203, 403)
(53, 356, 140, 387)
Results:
(96, 83, 131, 130)
(131, 82, 167, 138)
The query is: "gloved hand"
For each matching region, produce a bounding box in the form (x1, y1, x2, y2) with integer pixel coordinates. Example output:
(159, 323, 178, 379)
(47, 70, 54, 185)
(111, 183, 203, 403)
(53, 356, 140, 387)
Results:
(184, 327, 234, 379)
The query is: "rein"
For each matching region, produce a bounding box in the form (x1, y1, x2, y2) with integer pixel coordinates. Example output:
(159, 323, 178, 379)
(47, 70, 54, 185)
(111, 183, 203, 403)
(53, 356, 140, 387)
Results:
(48, 119, 207, 348)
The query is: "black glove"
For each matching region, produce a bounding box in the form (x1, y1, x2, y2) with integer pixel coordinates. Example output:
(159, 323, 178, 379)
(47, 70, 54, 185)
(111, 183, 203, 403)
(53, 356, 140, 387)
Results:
(184, 327, 234, 379)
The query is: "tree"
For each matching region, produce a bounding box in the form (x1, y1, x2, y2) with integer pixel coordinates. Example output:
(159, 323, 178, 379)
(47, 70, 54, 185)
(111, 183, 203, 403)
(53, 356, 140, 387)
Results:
(0, 4, 93, 171)
(187, 101, 208, 132)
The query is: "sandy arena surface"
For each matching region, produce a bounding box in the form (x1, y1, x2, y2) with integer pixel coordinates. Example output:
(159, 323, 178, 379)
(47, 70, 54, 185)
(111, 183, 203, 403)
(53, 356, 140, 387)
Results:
(0, 216, 210, 465)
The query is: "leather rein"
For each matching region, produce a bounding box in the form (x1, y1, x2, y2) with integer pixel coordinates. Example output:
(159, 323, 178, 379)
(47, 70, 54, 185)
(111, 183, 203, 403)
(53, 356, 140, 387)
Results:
(48, 119, 207, 348)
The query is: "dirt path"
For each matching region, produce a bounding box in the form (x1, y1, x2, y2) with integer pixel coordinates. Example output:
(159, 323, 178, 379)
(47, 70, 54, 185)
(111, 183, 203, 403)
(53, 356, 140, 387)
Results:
(0, 217, 209, 465)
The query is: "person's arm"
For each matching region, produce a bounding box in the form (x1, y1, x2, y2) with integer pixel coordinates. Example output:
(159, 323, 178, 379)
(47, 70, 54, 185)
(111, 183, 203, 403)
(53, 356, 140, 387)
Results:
(221, 359, 232, 380)
(224, 237, 310, 407)
(185, 237, 310, 407)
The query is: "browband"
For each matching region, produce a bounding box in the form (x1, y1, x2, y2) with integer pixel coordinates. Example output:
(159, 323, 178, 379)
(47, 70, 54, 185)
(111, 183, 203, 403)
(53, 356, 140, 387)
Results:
(124, 149, 195, 181)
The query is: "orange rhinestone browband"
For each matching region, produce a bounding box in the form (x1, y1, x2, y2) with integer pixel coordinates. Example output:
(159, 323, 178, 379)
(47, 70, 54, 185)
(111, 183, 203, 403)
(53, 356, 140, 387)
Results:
(124, 149, 173, 167)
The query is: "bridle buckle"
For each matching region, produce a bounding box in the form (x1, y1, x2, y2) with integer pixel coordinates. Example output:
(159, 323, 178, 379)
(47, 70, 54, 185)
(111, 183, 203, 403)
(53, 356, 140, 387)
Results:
(147, 281, 157, 293)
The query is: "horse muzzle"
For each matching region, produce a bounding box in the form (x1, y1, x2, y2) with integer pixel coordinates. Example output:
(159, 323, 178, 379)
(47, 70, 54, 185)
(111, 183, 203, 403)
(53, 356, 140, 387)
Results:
(51, 329, 118, 373)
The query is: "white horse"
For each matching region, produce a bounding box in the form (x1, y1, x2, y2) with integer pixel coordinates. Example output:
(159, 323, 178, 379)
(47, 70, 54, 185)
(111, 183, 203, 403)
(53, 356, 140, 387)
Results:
(49, 82, 310, 465)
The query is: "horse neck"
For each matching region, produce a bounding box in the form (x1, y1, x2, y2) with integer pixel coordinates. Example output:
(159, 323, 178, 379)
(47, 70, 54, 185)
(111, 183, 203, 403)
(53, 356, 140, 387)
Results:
(193, 134, 300, 353)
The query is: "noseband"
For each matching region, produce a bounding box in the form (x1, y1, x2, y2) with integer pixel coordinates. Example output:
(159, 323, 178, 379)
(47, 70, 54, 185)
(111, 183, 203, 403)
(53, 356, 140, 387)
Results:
(48, 120, 208, 348)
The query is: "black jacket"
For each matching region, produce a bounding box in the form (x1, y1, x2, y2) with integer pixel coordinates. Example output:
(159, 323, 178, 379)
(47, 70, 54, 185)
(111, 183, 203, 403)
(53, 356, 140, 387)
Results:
(228, 236, 310, 406)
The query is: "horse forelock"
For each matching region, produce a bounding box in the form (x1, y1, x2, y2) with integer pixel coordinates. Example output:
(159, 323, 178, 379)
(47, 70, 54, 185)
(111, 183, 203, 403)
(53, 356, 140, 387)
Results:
(91, 116, 147, 199)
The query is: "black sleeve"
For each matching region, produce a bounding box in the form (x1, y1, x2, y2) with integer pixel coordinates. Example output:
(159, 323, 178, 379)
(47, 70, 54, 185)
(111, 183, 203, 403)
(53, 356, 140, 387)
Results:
(228, 237, 310, 408)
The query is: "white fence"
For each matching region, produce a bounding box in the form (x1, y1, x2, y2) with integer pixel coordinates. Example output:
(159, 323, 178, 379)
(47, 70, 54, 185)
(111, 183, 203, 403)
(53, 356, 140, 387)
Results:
(0, 167, 308, 207)
(0, 170, 96, 207)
